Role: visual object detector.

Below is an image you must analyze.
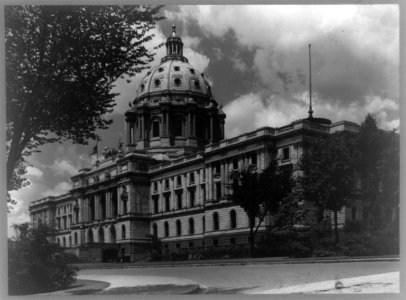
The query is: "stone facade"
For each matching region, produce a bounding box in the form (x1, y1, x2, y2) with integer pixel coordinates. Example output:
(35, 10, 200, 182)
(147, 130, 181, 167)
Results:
(29, 27, 363, 262)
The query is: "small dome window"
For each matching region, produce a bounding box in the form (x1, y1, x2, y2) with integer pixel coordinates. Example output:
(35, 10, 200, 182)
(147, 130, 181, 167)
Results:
(174, 78, 182, 86)
(158, 67, 164, 72)
(194, 80, 200, 89)
(154, 78, 161, 87)
(174, 66, 180, 71)
(140, 84, 145, 92)
(189, 68, 195, 74)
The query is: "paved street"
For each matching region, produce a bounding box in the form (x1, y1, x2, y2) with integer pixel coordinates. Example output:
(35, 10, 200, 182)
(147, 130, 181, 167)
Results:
(77, 260, 399, 294)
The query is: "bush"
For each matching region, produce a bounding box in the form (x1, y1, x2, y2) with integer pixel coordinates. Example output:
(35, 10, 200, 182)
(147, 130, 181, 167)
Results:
(8, 223, 77, 295)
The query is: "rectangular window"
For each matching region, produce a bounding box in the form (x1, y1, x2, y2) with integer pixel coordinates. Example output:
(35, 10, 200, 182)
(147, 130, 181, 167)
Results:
(215, 163, 221, 174)
(216, 182, 222, 200)
(282, 147, 290, 161)
(190, 172, 195, 184)
(190, 189, 195, 207)
(164, 179, 169, 190)
(201, 185, 206, 202)
(202, 169, 206, 181)
(165, 194, 170, 212)
(352, 206, 357, 220)
(251, 153, 257, 165)
(153, 197, 159, 214)
(153, 182, 158, 192)
(177, 192, 182, 210)
(233, 158, 239, 169)
(177, 176, 182, 187)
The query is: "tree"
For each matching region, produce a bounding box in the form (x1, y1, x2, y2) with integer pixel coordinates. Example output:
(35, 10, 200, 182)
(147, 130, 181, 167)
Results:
(6, 5, 164, 197)
(231, 161, 291, 257)
(298, 133, 355, 243)
(377, 130, 399, 234)
(8, 223, 77, 295)
(355, 114, 397, 231)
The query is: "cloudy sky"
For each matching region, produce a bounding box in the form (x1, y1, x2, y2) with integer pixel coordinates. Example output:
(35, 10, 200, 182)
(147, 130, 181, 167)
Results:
(8, 4, 399, 237)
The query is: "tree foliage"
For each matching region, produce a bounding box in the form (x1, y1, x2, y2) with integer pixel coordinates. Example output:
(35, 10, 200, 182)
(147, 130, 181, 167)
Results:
(231, 161, 291, 256)
(6, 5, 164, 195)
(356, 114, 399, 232)
(298, 132, 355, 243)
(8, 223, 77, 295)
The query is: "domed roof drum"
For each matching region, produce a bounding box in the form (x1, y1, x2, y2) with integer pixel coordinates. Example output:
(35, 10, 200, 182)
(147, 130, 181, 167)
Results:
(135, 25, 212, 100)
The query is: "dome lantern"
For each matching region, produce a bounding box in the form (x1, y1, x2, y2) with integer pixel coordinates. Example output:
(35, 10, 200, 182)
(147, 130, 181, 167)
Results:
(161, 25, 188, 63)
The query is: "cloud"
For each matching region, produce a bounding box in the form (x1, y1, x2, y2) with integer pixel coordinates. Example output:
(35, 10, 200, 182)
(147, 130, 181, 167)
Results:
(41, 181, 71, 197)
(224, 91, 399, 138)
(168, 4, 399, 133)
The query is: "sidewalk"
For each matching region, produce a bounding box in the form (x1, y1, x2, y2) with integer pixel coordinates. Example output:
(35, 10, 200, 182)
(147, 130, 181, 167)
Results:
(41, 271, 399, 295)
(39, 275, 200, 295)
(73, 255, 399, 270)
(248, 272, 399, 294)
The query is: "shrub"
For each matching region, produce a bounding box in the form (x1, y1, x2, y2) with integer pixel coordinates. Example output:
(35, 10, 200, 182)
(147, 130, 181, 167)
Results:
(8, 223, 77, 295)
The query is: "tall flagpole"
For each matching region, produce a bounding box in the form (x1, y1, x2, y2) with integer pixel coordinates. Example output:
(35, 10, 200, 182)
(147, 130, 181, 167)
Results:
(308, 44, 313, 118)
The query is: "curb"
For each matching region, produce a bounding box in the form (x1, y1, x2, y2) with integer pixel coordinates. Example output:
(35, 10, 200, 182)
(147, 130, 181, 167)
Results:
(73, 256, 399, 270)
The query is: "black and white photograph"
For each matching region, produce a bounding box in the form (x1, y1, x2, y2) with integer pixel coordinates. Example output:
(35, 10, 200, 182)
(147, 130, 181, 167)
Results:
(4, 2, 401, 296)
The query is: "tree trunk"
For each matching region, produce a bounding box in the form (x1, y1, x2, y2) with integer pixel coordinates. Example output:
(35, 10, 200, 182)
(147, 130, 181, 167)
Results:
(334, 210, 339, 243)
(7, 134, 24, 191)
(249, 217, 255, 257)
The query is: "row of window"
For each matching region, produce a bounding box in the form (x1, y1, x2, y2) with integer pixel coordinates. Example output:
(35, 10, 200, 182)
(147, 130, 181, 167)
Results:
(153, 171, 205, 192)
(57, 204, 72, 216)
(153, 210, 237, 238)
(57, 224, 127, 247)
(145, 66, 195, 76)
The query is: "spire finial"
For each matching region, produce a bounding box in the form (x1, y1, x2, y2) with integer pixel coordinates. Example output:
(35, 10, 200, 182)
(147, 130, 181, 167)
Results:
(171, 24, 176, 36)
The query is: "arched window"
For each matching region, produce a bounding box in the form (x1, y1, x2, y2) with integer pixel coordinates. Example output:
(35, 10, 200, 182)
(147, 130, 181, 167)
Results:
(176, 219, 181, 236)
(74, 232, 78, 245)
(110, 225, 116, 243)
(88, 229, 93, 243)
(98, 227, 104, 243)
(152, 223, 158, 237)
(164, 222, 169, 237)
(202, 216, 205, 233)
(213, 212, 219, 231)
(189, 218, 195, 235)
(230, 210, 237, 229)
(121, 225, 126, 240)
(173, 116, 183, 136)
(152, 120, 160, 137)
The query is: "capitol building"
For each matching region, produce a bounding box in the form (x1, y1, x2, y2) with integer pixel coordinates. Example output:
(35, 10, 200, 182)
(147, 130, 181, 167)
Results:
(29, 26, 361, 262)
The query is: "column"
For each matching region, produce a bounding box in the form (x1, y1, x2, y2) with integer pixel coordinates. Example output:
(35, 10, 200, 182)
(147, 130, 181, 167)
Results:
(210, 116, 213, 141)
(106, 191, 111, 219)
(95, 194, 101, 220)
(132, 122, 136, 144)
(208, 165, 213, 200)
(224, 160, 229, 196)
(116, 187, 122, 216)
(192, 113, 196, 136)
(220, 161, 225, 197)
(187, 112, 191, 137)
(126, 122, 131, 144)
